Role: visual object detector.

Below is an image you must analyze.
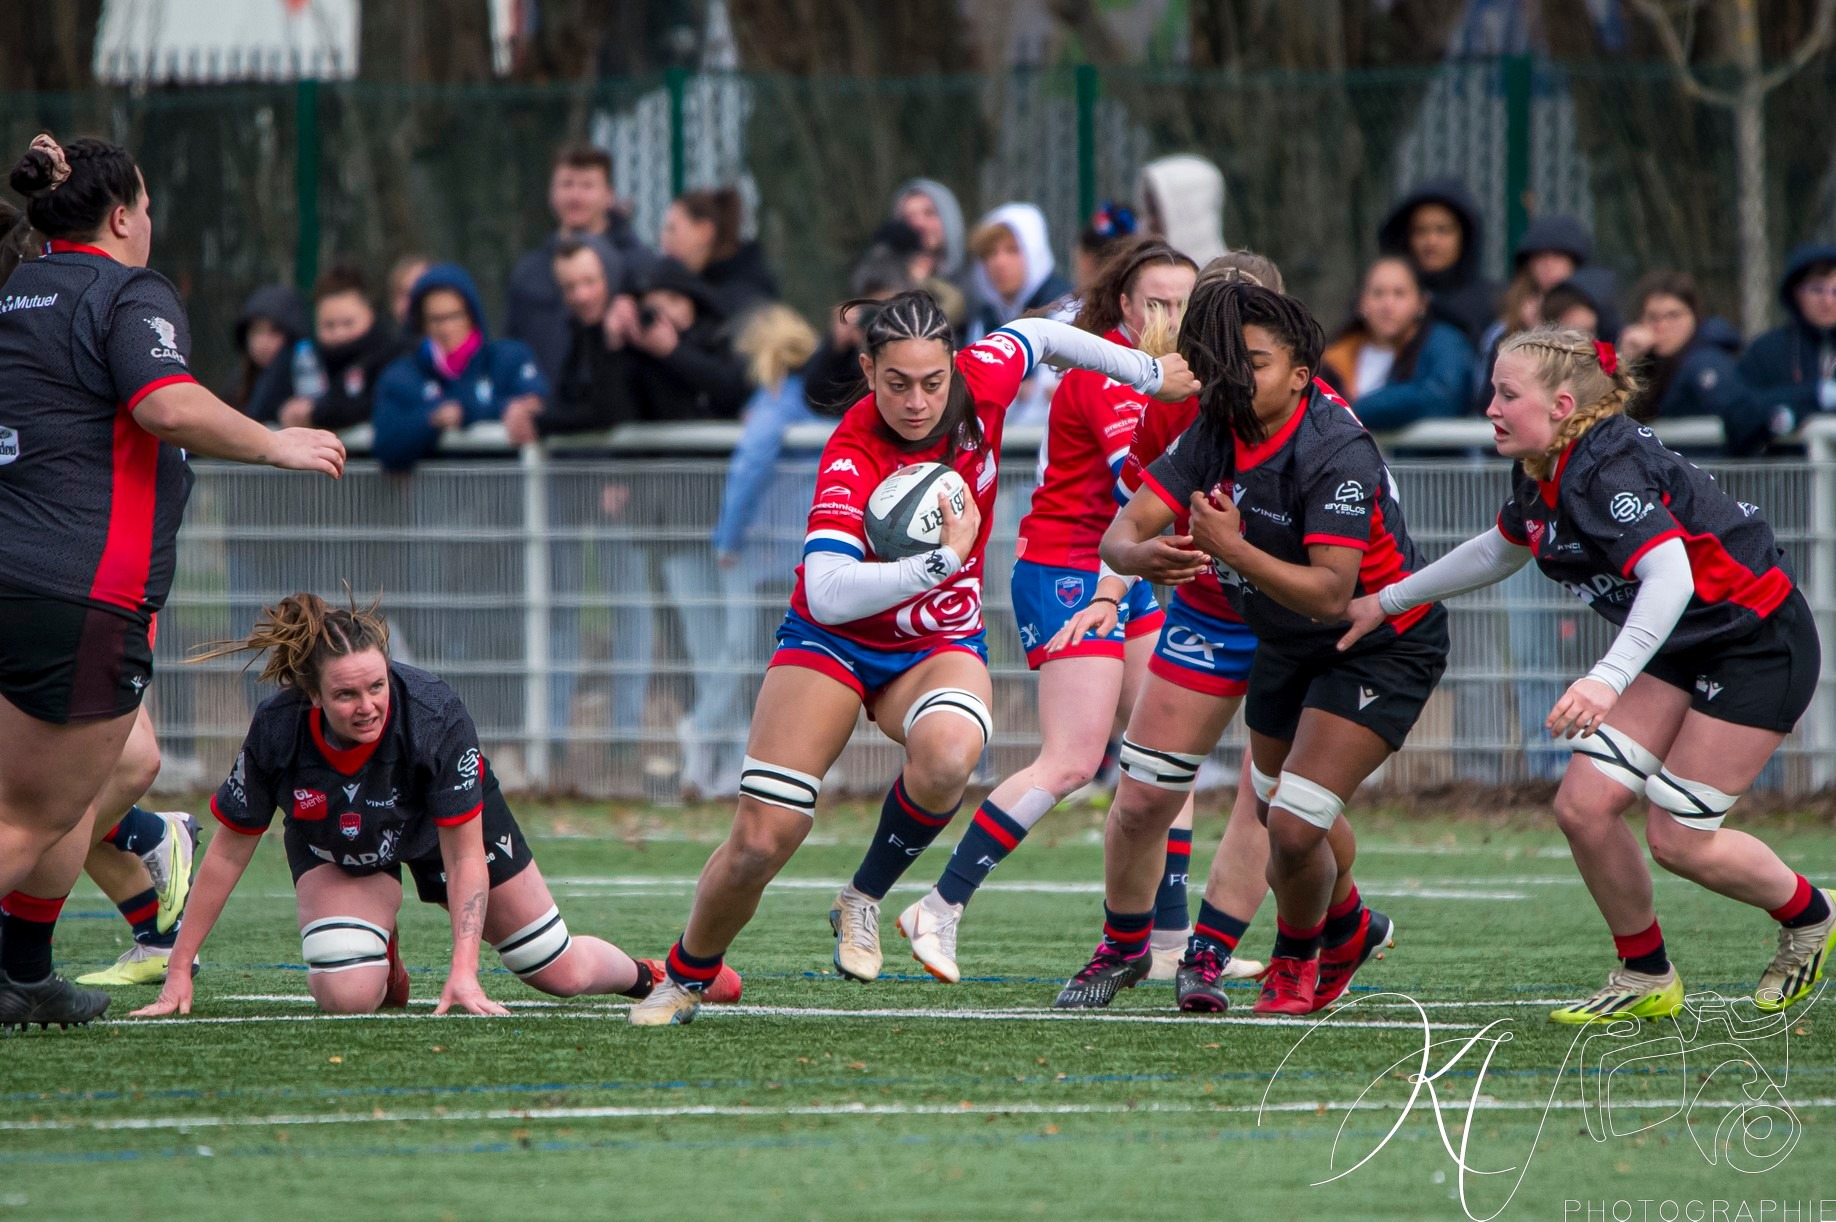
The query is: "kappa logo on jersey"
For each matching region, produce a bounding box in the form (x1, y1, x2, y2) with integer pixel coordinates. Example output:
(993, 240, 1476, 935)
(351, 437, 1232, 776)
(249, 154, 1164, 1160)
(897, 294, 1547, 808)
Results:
(824, 458, 860, 475)
(341, 783, 360, 803)
(339, 810, 362, 840)
(1695, 675, 1724, 701)
(1610, 492, 1651, 524)
(293, 789, 328, 818)
(969, 347, 1002, 365)
(454, 747, 482, 791)
(0, 425, 18, 466)
(146, 316, 185, 363)
(1054, 575, 1086, 608)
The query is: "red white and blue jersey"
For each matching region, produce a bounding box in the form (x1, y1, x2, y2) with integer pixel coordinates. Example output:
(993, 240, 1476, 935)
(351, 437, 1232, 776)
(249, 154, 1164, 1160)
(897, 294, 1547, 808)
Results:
(1017, 328, 1148, 570)
(788, 328, 1035, 653)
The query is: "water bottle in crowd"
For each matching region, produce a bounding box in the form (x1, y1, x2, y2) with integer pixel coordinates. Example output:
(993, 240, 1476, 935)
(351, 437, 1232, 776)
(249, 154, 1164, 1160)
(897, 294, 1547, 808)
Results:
(292, 339, 327, 401)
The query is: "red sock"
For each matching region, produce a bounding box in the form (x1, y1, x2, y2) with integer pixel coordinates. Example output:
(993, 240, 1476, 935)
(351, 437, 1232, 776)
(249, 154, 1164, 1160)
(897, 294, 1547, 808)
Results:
(1612, 920, 1669, 974)
(1769, 875, 1814, 924)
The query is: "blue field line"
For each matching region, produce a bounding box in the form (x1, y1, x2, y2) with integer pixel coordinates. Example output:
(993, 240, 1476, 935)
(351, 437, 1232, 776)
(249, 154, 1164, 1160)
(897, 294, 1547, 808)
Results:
(0, 1122, 1410, 1167)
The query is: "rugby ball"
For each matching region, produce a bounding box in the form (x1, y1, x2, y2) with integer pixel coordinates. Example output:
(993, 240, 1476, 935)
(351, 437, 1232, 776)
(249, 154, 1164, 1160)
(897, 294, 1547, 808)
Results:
(865, 462, 969, 560)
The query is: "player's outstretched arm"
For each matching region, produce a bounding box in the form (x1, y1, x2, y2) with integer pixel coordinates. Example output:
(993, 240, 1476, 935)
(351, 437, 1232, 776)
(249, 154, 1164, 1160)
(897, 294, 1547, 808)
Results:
(129, 827, 263, 1017)
(134, 380, 345, 477)
(999, 318, 1200, 402)
(1339, 527, 1532, 651)
(433, 820, 511, 1017)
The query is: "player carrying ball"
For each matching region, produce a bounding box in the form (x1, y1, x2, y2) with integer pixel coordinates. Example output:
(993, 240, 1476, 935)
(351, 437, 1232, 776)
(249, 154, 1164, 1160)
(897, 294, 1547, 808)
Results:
(1078, 280, 1446, 1015)
(1342, 326, 1835, 1021)
(134, 593, 735, 1018)
(630, 289, 1198, 1026)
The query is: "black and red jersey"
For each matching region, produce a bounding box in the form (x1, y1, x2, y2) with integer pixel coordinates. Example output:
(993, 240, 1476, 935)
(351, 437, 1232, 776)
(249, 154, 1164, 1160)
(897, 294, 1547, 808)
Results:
(211, 662, 491, 875)
(1498, 413, 1794, 651)
(1143, 383, 1441, 658)
(0, 243, 197, 617)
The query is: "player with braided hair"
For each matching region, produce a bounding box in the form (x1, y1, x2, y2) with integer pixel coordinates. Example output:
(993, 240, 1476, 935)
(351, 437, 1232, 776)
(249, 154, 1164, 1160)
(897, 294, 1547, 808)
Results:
(632, 288, 1199, 1025)
(131, 592, 737, 1017)
(1343, 325, 1834, 1022)
(1076, 280, 1447, 1015)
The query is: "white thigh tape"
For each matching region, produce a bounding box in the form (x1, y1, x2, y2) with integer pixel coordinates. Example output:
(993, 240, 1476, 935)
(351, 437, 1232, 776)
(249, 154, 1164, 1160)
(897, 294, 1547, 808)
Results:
(1573, 726, 1661, 796)
(1248, 761, 1280, 804)
(1645, 769, 1737, 831)
(740, 756, 823, 816)
(1271, 772, 1345, 830)
(301, 916, 390, 975)
(1118, 739, 1205, 793)
(901, 687, 993, 746)
(495, 905, 572, 977)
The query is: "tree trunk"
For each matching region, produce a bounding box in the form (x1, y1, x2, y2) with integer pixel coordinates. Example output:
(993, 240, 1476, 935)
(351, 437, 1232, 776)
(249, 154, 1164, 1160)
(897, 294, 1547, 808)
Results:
(1734, 78, 1772, 335)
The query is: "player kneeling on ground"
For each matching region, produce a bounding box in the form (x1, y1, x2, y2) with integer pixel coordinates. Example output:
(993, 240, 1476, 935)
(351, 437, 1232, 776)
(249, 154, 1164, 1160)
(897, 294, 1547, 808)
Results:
(133, 593, 737, 1018)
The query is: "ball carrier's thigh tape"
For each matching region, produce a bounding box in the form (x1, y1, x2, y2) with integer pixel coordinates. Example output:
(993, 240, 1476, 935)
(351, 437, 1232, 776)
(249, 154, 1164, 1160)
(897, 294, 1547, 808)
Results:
(902, 687, 993, 746)
(740, 757, 824, 817)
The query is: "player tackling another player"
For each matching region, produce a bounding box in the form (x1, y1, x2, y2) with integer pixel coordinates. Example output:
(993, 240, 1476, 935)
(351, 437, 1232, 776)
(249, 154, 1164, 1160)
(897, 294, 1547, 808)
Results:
(1341, 326, 1835, 1019)
(629, 289, 1199, 1025)
(134, 593, 738, 1017)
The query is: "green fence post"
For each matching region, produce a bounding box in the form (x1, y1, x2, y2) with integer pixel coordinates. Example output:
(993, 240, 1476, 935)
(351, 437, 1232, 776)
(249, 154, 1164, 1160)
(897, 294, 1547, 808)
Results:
(667, 67, 688, 197)
(1075, 64, 1098, 226)
(294, 76, 320, 294)
(1502, 54, 1532, 259)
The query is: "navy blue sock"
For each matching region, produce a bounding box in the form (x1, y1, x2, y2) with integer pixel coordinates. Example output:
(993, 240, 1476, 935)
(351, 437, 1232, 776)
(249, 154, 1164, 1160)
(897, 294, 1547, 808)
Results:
(851, 776, 958, 901)
(1101, 905, 1153, 958)
(116, 887, 170, 947)
(937, 800, 1027, 906)
(1189, 898, 1250, 959)
(1153, 828, 1193, 931)
(103, 805, 166, 856)
(664, 938, 724, 992)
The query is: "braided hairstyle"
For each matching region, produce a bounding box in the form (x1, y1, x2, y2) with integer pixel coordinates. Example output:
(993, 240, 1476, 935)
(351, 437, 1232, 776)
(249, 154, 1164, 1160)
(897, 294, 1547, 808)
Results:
(1195, 249, 1285, 294)
(193, 590, 390, 695)
(1180, 279, 1324, 447)
(1496, 325, 1641, 481)
(829, 288, 982, 456)
(8, 135, 142, 242)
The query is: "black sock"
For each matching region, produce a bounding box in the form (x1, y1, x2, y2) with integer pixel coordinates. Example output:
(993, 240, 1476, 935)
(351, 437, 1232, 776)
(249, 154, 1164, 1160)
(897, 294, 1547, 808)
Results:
(1614, 921, 1670, 976)
(850, 776, 958, 900)
(1101, 905, 1153, 958)
(1, 892, 67, 984)
(1188, 898, 1249, 960)
(621, 958, 658, 999)
(1323, 884, 1364, 947)
(1272, 916, 1325, 961)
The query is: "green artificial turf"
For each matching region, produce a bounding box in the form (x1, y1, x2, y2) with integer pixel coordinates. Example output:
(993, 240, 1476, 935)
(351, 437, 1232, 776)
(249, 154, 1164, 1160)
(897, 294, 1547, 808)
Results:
(3, 800, 1830, 1221)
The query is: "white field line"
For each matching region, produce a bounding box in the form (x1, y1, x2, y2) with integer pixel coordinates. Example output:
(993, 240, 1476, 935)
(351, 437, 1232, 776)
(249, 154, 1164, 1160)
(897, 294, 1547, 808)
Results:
(543, 876, 1534, 901)
(213, 992, 1583, 1012)
(8, 1096, 1836, 1134)
(106, 1001, 1482, 1031)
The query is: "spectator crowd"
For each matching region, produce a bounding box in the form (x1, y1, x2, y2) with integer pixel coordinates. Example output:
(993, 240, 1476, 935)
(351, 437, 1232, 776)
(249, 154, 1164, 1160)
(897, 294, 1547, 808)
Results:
(206, 142, 1836, 794)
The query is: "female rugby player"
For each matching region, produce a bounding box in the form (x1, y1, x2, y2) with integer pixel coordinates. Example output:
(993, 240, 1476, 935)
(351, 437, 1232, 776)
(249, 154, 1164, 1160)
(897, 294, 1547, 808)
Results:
(134, 594, 737, 1017)
(631, 289, 1198, 1025)
(1342, 326, 1834, 1021)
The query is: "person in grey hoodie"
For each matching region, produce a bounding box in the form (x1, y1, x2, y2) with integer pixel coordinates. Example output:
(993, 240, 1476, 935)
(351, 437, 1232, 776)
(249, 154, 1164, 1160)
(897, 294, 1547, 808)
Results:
(505, 144, 657, 386)
(892, 178, 977, 339)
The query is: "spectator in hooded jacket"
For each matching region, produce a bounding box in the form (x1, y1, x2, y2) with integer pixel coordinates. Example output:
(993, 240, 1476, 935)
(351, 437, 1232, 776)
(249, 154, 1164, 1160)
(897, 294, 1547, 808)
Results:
(868, 218, 966, 335)
(1539, 267, 1623, 341)
(1473, 214, 1593, 404)
(659, 187, 778, 321)
(609, 258, 749, 422)
(230, 284, 306, 411)
(1738, 243, 1836, 453)
(1136, 155, 1226, 267)
(892, 178, 976, 336)
(245, 264, 407, 431)
(371, 264, 547, 472)
(506, 144, 656, 386)
(1377, 178, 1501, 346)
(1617, 270, 1759, 451)
(1320, 255, 1473, 430)
(968, 202, 1073, 340)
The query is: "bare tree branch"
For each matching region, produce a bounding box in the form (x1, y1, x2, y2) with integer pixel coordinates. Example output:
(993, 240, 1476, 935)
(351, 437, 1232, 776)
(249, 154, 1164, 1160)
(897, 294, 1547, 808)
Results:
(1757, 0, 1836, 90)
(1626, 0, 1739, 105)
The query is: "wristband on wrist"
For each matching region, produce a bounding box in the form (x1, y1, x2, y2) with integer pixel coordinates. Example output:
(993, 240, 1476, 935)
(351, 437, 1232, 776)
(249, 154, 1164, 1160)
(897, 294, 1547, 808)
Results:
(1090, 595, 1120, 609)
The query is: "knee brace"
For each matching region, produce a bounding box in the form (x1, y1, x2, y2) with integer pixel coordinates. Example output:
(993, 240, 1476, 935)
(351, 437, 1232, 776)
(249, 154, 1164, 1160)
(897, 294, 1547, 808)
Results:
(1573, 726, 1662, 796)
(1645, 769, 1738, 832)
(902, 687, 993, 746)
(301, 916, 390, 975)
(1248, 760, 1280, 804)
(495, 905, 573, 978)
(1270, 773, 1344, 830)
(1118, 738, 1206, 793)
(740, 756, 823, 817)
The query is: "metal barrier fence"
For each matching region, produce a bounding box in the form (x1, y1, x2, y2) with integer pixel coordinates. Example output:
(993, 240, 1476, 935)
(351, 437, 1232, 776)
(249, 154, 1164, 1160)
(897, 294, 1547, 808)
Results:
(143, 416, 1836, 800)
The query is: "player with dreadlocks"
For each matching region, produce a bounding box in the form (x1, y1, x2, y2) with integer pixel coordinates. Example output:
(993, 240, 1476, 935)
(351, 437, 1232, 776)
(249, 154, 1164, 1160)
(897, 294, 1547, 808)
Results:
(1076, 280, 1449, 1015)
(630, 289, 1199, 1026)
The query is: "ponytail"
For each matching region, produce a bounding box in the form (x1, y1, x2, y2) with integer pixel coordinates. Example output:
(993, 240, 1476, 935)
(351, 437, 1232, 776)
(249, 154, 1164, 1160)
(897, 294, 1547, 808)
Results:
(1497, 325, 1642, 481)
(193, 590, 390, 693)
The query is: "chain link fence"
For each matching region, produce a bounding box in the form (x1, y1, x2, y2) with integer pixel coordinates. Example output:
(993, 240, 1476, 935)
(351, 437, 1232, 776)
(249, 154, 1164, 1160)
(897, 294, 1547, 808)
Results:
(6, 59, 1836, 390)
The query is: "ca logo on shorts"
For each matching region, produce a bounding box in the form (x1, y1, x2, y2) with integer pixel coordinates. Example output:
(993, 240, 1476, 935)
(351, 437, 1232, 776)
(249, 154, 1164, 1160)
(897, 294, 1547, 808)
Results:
(1054, 575, 1085, 608)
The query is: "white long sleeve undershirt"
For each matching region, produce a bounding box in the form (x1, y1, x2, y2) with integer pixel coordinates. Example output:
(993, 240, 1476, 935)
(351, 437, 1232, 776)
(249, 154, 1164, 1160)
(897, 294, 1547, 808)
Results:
(1000, 317, 1165, 396)
(1377, 529, 1695, 696)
